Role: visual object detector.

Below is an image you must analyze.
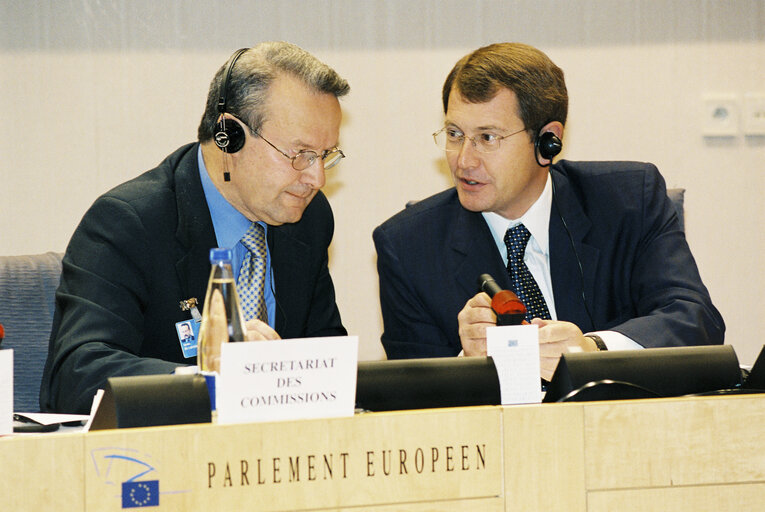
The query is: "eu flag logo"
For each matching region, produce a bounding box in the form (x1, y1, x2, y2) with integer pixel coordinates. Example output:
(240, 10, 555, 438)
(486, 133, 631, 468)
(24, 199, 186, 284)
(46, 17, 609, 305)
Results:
(122, 480, 159, 508)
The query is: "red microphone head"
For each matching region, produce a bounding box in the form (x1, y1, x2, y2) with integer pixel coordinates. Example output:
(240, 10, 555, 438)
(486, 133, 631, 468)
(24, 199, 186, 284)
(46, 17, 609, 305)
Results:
(492, 290, 526, 315)
(477, 273, 527, 325)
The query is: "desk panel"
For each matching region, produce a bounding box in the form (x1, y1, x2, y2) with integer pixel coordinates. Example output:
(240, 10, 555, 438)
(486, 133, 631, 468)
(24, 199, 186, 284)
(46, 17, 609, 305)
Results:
(588, 483, 765, 511)
(338, 497, 505, 511)
(502, 403, 586, 512)
(1, 432, 84, 510)
(3, 395, 765, 511)
(583, 395, 765, 490)
(84, 406, 503, 511)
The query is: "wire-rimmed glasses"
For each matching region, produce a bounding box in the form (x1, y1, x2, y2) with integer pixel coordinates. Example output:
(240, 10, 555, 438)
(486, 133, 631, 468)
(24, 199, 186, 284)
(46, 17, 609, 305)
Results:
(432, 126, 527, 153)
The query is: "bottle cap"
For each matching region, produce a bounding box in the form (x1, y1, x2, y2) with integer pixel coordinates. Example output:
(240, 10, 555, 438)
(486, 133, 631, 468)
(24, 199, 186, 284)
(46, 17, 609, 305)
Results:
(209, 248, 233, 264)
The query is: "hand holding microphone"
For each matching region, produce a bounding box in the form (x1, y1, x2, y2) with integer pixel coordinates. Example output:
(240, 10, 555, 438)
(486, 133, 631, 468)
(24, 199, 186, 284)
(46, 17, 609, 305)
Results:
(477, 274, 527, 326)
(457, 274, 528, 356)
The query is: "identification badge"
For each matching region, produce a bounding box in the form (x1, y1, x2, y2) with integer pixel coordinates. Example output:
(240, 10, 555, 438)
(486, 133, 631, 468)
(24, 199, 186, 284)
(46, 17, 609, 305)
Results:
(176, 319, 201, 358)
(178, 297, 203, 359)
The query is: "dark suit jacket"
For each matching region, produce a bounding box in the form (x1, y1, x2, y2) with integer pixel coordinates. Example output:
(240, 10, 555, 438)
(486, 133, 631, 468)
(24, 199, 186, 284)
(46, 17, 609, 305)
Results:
(41, 143, 346, 413)
(373, 160, 724, 359)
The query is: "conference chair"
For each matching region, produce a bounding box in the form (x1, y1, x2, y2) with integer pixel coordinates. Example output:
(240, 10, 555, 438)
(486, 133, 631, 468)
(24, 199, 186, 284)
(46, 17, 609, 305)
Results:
(667, 187, 685, 231)
(0, 252, 63, 412)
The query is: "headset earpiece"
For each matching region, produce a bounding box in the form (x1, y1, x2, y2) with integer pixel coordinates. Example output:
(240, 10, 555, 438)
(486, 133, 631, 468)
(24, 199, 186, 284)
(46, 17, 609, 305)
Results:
(214, 116, 246, 153)
(214, 48, 249, 156)
(214, 48, 249, 181)
(535, 131, 562, 166)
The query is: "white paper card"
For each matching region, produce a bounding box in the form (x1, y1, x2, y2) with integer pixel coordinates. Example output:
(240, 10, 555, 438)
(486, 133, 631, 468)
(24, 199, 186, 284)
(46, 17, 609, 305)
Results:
(217, 336, 358, 424)
(82, 388, 105, 432)
(487, 325, 542, 404)
(0, 350, 12, 434)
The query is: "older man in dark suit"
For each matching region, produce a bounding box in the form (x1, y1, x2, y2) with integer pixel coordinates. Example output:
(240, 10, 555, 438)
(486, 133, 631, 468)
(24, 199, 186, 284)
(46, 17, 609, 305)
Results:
(42, 42, 349, 413)
(374, 43, 724, 379)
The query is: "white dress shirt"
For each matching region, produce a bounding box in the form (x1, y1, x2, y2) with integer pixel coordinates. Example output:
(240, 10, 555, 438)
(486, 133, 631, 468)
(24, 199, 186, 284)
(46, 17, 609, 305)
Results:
(481, 174, 642, 351)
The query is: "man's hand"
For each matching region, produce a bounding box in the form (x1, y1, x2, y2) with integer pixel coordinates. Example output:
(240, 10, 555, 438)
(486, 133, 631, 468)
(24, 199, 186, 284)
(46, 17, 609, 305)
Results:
(458, 295, 598, 378)
(531, 318, 598, 380)
(244, 318, 281, 341)
(201, 290, 282, 373)
(458, 292, 497, 356)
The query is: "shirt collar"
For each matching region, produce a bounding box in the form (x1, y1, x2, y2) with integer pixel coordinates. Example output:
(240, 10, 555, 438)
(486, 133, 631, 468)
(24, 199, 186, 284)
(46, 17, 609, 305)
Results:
(197, 145, 253, 248)
(482, 173, 552, 256)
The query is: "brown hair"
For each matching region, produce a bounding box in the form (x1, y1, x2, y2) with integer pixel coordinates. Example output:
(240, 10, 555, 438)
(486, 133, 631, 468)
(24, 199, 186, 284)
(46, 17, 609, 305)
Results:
(442, 43, 567, 136)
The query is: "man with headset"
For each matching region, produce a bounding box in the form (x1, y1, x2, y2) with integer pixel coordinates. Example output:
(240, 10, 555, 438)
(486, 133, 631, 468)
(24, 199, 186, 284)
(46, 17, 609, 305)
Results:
(373, 43, 724, 379)
(41, 42, 349, 413)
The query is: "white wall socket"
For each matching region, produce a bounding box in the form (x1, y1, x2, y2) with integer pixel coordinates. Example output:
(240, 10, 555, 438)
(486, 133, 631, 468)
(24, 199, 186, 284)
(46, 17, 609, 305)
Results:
(743, 93, 765, 136)
(702, 94, 739, 137)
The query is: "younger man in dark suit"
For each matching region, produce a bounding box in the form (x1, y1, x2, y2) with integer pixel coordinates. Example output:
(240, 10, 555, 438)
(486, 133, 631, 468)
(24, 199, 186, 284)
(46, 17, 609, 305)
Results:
(373, 43, 724, 379)
(42, 42, 350, 413)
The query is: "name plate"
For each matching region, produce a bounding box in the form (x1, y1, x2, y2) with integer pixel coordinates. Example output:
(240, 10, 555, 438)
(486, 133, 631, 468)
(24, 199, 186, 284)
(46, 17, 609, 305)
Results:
(217, 336, 358, 424)
(487, 325, 542, 404)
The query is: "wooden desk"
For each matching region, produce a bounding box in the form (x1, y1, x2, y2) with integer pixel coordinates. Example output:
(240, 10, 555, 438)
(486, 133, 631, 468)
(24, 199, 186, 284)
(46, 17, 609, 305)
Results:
(2, 394, 764, 511)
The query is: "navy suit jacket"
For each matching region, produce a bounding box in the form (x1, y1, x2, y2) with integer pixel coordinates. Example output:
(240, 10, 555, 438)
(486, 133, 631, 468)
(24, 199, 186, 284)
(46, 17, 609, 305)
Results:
(373, 160, 724, 359)
(41, 143, 346, 413)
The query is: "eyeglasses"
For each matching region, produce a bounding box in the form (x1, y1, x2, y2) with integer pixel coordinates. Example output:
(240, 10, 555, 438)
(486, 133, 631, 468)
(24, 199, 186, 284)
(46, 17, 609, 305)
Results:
(257, 131, 345, 171)
(432, 126, 527, 153)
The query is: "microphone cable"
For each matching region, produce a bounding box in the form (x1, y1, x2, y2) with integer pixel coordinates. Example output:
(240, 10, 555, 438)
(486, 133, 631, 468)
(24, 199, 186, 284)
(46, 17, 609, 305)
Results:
(548, 166, 595, 331)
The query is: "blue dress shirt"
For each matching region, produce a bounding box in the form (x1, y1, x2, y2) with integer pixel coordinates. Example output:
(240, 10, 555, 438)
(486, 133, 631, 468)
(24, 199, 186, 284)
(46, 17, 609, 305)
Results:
(197, 146, 276, 327)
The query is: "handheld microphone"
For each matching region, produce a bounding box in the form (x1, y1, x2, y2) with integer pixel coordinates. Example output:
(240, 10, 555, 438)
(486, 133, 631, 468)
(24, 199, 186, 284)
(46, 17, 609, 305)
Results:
(477, 274, 526, 325)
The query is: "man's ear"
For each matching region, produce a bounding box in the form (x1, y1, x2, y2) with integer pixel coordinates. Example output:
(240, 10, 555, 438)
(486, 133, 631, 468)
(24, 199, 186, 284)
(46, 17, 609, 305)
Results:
(535, 121, 564, 166)
(541, 121, 564, 140)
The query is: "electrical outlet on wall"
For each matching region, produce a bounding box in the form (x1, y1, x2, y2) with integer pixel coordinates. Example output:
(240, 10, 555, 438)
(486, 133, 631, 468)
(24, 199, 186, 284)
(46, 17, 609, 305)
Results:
(702, 94, 739, 137)
(743, 93, 765, 136)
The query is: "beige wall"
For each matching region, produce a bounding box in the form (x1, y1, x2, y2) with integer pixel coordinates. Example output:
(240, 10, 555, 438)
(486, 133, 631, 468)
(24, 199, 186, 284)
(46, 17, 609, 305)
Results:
(1, 1, 763, 364)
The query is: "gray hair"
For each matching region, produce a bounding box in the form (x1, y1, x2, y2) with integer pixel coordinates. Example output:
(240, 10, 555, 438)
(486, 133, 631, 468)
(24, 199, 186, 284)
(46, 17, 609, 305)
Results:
(198, 41, 350, 141)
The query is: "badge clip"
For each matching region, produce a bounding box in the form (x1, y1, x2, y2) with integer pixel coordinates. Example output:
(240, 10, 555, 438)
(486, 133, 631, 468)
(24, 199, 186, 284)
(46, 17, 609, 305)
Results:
(180, 297, 202, 322)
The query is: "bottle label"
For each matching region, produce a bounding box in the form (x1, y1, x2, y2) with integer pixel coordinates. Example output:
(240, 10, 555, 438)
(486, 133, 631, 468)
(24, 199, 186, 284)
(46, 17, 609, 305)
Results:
(175, 318, 201, 358)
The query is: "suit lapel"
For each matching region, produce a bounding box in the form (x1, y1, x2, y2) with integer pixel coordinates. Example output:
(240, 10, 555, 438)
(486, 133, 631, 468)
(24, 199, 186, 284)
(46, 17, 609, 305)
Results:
(173, 144, 218, 305)
(549, 169, 598, 331)
(447, 204, 509, 300)
(268, 223, 311, 336)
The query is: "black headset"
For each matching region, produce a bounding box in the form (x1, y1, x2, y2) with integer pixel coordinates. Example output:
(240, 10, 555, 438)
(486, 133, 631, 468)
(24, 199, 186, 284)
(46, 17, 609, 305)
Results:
(535, 130, 562, 167)
(213, 48, 249, 156)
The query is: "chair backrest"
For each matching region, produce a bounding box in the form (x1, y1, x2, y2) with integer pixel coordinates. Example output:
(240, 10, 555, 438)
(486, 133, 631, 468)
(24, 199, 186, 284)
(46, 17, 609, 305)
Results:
(667, 187, 685, 231)
(0, 252, 63, 412)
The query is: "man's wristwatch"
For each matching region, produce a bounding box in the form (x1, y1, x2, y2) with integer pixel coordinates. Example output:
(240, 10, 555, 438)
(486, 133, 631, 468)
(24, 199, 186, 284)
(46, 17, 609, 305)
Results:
(585, 334, 608, 351)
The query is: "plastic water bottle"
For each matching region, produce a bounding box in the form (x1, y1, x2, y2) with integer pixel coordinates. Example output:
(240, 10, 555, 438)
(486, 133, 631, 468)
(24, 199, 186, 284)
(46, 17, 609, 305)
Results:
(197, 248, 247, 373)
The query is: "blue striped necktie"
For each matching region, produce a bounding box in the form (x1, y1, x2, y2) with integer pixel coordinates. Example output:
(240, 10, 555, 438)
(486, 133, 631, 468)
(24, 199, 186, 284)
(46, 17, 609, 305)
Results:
(237, 222, 268, 322)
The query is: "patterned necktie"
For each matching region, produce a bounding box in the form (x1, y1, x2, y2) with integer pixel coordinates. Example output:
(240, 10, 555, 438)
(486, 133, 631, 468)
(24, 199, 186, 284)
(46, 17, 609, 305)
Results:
(237, 222, 268, 322)
(504, 223, 552, 322)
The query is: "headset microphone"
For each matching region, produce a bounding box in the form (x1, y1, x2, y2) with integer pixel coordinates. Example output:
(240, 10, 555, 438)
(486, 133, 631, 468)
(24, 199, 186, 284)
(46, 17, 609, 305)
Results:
(477, 273, 527, 326)
(214, 48, 249, 181)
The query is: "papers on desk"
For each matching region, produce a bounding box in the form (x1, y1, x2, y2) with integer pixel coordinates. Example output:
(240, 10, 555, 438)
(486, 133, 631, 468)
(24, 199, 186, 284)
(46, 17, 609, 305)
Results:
(14, 412, 89, 426)
(217, 336, 358, 424)
(487, 325, 543, 404)
(1, 350, 11, 434)
(12, 412, 89, 435)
